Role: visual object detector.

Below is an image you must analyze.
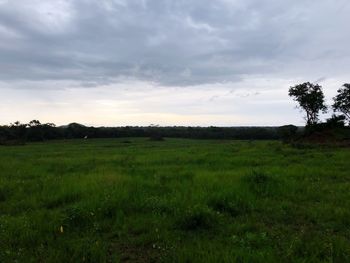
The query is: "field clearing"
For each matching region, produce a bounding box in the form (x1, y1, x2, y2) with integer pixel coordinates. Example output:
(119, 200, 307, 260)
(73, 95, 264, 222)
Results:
(1, 138, 350, 262)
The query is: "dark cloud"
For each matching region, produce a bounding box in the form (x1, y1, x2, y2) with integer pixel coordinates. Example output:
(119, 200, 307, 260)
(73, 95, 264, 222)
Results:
(0, 0, 349, 87)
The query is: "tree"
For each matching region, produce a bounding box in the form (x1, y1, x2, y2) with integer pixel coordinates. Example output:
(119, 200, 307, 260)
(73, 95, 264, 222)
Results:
(333, 83, 350, 124)
(27, 120, 44, 141)
(28, 120, 41, 127)
(10, 121, 27, 140)
(288, 82, 327, 126)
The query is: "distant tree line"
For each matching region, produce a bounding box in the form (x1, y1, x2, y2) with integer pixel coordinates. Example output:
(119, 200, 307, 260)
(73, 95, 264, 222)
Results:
(1, 82, 348, 145)
(0, 121, 290, 145)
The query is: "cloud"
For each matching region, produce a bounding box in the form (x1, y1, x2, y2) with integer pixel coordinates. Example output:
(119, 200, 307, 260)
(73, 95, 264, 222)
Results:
(0, 0, 349, 87)
(0, 0, 349, 126)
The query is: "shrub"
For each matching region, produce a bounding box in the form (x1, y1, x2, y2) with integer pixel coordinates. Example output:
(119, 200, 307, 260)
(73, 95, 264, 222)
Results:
(326, 115, 346, 128)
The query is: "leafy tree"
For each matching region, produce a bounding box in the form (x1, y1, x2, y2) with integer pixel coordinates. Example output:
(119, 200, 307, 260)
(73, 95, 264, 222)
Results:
(28, 120, 41, 127)
(27, 120, 44, 141)
(10, 121, 27, 140)
(333, 83, 350, 124)
(289, 82, 327, 126)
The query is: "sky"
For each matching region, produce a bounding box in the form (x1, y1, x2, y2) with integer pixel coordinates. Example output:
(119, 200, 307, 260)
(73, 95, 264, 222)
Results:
(0, 0, 349, 126)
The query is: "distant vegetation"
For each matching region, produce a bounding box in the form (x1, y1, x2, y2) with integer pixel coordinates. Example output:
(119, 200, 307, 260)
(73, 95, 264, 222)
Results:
(287, 82, 350, 145)
(0, 82, 349, 145)
(333, 83, 350, 122)
(288, 82, 350, 127)
(0, 121, 285, 144)
(288, 82, 327, 126)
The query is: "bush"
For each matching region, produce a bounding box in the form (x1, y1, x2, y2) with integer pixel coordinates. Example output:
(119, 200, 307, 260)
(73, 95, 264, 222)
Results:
(326, 115, 346, 128)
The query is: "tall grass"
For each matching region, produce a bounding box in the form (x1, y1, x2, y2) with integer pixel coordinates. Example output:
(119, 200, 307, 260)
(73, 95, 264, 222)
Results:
(0, 138, 350, 262)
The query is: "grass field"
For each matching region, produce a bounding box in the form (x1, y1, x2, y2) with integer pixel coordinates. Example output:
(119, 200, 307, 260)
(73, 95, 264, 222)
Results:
(1, 138, 350, 262)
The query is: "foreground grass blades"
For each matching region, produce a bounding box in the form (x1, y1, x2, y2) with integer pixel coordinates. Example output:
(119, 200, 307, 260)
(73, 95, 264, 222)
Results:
(1, 138, 350, 262)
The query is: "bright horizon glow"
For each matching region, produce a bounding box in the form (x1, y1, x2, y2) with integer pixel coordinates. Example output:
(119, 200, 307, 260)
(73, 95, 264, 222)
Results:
(0, 77, 343, 127)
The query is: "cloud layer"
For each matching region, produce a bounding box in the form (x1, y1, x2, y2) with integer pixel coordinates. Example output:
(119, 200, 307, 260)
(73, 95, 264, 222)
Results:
(0, 0, 349, 125)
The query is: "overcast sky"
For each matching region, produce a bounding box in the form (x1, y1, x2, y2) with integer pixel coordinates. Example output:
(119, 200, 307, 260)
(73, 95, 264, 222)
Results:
(0, 0, 349, 126)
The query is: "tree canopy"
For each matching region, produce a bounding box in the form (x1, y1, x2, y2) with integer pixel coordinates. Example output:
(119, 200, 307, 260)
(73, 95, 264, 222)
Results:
(289, 82, 327, 126)
(333, 83, 350, 123)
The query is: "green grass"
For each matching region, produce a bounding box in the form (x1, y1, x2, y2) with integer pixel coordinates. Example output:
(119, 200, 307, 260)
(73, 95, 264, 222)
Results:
(1, 138, 350, 262)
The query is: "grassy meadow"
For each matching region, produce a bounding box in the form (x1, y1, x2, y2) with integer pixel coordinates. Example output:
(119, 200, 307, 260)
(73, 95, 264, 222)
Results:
(1, 138, 350, 262)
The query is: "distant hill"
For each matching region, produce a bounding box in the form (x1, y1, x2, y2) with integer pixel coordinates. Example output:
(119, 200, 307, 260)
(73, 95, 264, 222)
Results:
(58, 123, 87, 128)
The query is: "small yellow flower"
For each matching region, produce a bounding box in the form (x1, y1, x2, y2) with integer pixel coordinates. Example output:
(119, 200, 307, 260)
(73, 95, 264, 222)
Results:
(60, 226, 64, 233)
